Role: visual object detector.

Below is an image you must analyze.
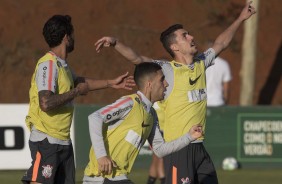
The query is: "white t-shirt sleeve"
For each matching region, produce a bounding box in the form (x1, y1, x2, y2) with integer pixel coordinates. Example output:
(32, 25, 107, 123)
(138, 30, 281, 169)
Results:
(223, 61, 232, 82)
(36, 61, 58, 93)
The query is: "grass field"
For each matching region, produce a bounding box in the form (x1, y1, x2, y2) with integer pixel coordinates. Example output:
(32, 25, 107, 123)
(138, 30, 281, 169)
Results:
(1, 168, 282, 184)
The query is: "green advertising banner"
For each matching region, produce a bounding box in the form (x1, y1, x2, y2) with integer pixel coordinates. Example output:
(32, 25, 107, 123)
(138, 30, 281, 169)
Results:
(237, 114, 282, 162)
(75, 105, 282, 169)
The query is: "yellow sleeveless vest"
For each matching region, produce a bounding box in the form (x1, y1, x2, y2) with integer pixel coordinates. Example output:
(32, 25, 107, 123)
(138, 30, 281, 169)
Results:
(160, 60, 207, 141)
(84, 94, 154, 178)
(25, 52, 74, 140)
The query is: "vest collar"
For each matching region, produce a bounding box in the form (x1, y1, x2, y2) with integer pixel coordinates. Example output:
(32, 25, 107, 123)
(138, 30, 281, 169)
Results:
(48, 51, 68, 67)
(137, 91, 152, 113)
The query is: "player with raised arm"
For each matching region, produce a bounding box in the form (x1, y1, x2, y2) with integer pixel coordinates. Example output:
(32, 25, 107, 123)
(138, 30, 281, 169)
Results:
(94, 2, 256, 184)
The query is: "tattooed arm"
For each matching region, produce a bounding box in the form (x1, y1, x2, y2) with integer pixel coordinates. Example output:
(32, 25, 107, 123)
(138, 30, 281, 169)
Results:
(39, 82, 88, 112)
(36, 61, 89, 112)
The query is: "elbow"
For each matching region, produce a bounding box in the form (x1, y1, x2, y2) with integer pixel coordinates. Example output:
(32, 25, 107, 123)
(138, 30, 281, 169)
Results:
(132, 58, 142, 65)
(153, 148, 165, 158)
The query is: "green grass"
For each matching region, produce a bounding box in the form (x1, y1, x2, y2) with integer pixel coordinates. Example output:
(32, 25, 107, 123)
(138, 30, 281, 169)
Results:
(1, 168, 282, 184)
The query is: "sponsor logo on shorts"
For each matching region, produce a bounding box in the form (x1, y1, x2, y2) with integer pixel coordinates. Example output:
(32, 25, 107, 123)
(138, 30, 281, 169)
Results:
(181, 177, 191, 184)
(42, 165, 53, 178)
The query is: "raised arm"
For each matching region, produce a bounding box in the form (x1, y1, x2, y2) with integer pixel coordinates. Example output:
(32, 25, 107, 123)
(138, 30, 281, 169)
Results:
(95, 36, 153, 64)
(212, 1, 256, 56)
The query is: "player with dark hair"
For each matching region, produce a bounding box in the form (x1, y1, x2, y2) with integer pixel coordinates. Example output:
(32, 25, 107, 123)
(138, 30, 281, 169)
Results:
(94, 2, 256, 183)
(22, 14, 134, 184)
(83, 62, 203, 184)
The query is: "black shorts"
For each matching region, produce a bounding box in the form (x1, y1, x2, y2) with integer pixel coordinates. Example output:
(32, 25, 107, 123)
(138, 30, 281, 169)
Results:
(103, 178, 134, 184)
(164, 143, 218, 184)
(22, 138, 75, 184)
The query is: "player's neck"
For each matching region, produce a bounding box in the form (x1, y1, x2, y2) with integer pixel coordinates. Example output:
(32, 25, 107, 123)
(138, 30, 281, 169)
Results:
(50, 46, 67, 60)
(174, 54, 193, 65)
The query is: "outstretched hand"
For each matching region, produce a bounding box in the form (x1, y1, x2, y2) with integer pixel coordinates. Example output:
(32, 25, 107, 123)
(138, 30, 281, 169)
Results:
(239, 1, 256, 21)
(189, 125, 203, 140)
(109, 72, 136, 90)
(95, 36, 117, 53)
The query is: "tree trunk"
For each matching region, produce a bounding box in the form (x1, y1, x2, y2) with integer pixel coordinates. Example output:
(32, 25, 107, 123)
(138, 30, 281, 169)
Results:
(240, 0, 260, 106)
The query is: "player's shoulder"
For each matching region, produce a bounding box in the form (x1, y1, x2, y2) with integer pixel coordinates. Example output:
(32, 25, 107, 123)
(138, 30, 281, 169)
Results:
(153, 59, 170, 66)
(194, 48, 215, 63)
(39, 52, 56, 61)
(117, 95, 134, 104)
(194, 54, 205, 63)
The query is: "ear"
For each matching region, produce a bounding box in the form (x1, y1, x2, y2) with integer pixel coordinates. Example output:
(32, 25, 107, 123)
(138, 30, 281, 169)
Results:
(143, 80, 153, 93)
(170, 43, 178, 52)
(146, 80, 152, 89)
(63, 34, 68, 42)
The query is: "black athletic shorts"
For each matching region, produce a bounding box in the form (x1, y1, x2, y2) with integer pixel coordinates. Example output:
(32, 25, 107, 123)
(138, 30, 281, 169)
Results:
(22, 138, 75, 184)
(103, 178, 134, 184)
(164, 143, 218, 184)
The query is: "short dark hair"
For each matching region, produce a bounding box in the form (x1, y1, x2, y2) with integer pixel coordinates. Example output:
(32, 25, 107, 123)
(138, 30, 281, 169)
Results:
(160, 24, 183, 58)
(43, 15, 74, 48)
(134, 62, 162, 89)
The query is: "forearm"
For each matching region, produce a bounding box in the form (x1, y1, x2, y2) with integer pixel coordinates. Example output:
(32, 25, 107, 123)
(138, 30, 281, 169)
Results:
(153, 134, 193, 158)
(85, 78, 110, 91)
(39, 89, 78, 112)
(114, 40, 152, 64)
(213, 17, 244, 54)
(148, 125, 194, 158)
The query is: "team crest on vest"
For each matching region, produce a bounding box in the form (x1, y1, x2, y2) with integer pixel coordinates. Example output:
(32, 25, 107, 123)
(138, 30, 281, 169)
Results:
(42, 165, 53, 178)
(174, 63, 182, 67)
(181, 177, 191, 184)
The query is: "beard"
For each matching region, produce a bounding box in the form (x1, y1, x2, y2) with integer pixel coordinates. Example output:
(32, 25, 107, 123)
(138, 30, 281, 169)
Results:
(66, 36, 74, 53)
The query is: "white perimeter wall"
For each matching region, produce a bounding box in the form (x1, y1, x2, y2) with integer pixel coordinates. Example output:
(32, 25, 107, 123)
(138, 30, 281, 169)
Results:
(0, 104, 75, 170)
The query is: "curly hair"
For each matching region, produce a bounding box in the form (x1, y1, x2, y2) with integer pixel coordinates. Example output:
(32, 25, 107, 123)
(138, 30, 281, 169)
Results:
(43, 15, 74, 48)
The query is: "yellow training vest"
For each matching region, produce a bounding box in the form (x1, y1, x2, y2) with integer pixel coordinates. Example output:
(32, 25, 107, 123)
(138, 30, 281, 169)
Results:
(25, 52, 74, 140)
(84, 94, 154, 178)
(161, 60, 207, 141)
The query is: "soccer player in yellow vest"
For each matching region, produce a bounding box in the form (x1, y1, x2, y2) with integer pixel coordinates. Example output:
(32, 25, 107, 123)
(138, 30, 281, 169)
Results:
(94, 2, 256, 184)
(83, 62, 203, 184)
(22, 15, 135, 184)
